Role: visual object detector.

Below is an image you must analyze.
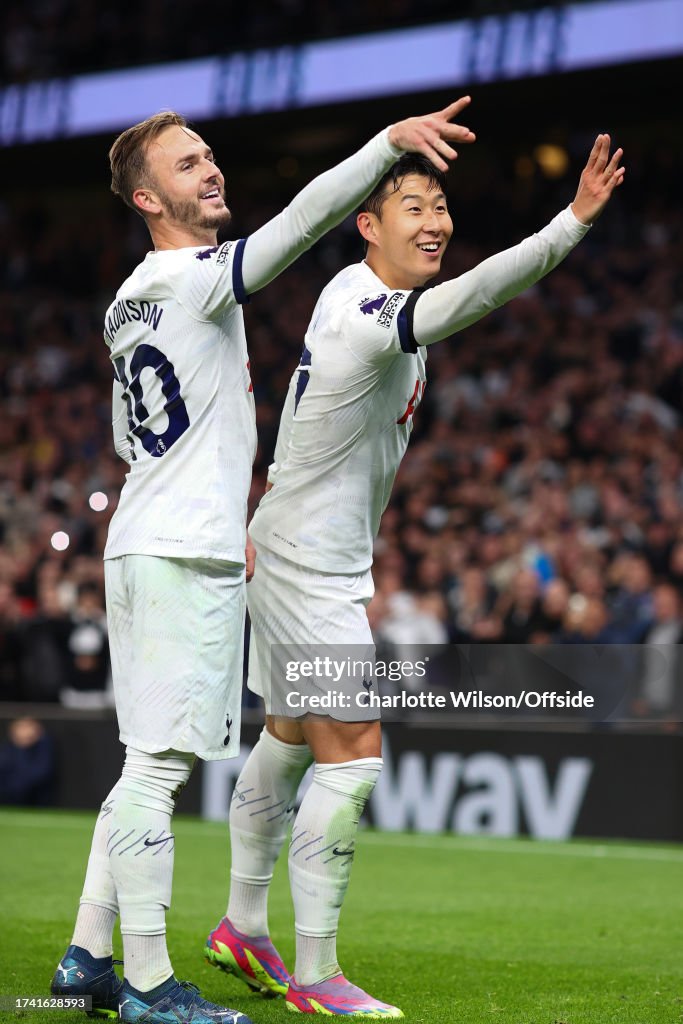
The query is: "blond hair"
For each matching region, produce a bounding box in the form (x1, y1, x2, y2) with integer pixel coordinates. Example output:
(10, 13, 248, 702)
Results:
(109, 111, 187, 214)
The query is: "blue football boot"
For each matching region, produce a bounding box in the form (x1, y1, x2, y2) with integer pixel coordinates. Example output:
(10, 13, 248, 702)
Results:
(118, 976, 254, 1023)
(51, 944, 123, 1018)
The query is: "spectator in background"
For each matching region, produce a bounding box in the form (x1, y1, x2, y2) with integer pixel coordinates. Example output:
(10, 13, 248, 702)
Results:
(373, 587, 449, 657)
(573, 563, 606, 602)
(60, 581, 111, 709)
(556, 597, 634, 718)
(642, 519, 674, 578)
(558, 595, 623, 644)
(0, 717, 56, 805)
(448, 564, 498, 641)
(633, 583, 683, 720)
(529, 577, 570, 644)
(498, 567, 547, 643)
(607, 553, 655, 642)
(20, 584, 70, 701)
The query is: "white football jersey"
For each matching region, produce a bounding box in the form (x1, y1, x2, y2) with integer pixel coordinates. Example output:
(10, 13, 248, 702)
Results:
(250, 206, 590, 575)
(249, 261, 424, 574)
(104, 239, 256, 562)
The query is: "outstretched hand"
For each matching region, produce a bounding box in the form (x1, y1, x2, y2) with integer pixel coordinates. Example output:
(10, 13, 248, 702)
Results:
(388, 97, 476, 172)
(572, 134, 625, 225)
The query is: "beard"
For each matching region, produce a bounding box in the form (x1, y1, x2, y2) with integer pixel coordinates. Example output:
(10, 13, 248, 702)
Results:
(157, 188, 232, 233)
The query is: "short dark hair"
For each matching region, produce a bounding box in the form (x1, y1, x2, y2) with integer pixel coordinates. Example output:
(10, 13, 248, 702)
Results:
(359, 154, 448, 219)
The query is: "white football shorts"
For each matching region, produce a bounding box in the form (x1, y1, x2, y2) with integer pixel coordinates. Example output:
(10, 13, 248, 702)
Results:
(105, 554, 245, 760)
(247, 543, 378, 720)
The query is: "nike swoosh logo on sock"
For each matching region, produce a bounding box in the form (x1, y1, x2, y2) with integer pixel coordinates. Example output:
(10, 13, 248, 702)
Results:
(143, 835, 174, 847)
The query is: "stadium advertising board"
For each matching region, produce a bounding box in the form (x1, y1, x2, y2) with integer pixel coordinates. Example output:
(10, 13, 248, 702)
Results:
(1, 711, 680, 840)
(202, 723, 683, 842)
(1, 0, 681, 145)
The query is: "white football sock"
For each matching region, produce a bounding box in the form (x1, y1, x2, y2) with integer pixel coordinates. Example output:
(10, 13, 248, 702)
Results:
(72, 905, 117, 959)
(73, 794, 120, 956)
(228, 727, 312, 936)
(289, 758, 382, 986)
(122, 933, 173, 993)
(106, 747, 194, 991)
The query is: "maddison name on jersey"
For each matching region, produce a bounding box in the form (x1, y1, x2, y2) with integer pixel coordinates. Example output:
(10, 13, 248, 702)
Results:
(104, 298, 165, 345)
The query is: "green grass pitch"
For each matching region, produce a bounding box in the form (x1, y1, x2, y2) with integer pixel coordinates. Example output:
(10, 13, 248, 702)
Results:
(1, 808, 682, 1023)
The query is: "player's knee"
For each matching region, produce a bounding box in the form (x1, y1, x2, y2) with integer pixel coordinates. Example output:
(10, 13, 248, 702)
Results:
(119, 747, 195, 810)
(305, 720, 382, 762)
(265, 715, 307, 746)
(313, 757, 383, 807)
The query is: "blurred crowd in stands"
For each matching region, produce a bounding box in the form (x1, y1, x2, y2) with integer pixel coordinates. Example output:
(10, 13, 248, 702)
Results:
(2, 0, 571, 83)
(1, 126, 682, 720)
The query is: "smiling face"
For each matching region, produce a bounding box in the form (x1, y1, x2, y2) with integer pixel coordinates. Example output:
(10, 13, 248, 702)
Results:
(133, 125, 231, 247)
(358, 173, 453, 289)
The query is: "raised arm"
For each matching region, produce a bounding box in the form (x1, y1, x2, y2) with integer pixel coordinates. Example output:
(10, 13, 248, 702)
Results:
(241, 98, 475, 297)
(410, 135, 624, 348)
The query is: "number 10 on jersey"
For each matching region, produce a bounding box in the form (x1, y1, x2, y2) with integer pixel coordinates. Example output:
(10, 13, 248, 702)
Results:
(114, 343, 190, 459)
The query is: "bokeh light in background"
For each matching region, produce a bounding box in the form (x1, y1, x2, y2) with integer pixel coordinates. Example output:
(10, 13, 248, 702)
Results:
(533, 143, 570, 178)
(88, 492, 109, 512)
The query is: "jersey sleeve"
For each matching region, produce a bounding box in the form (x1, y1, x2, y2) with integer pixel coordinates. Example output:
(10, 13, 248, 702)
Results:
(239, 128, 401, 298)
(339, 286, 420, 364)
(410, 205, 590, 348)
(167, 240, 246, 321)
